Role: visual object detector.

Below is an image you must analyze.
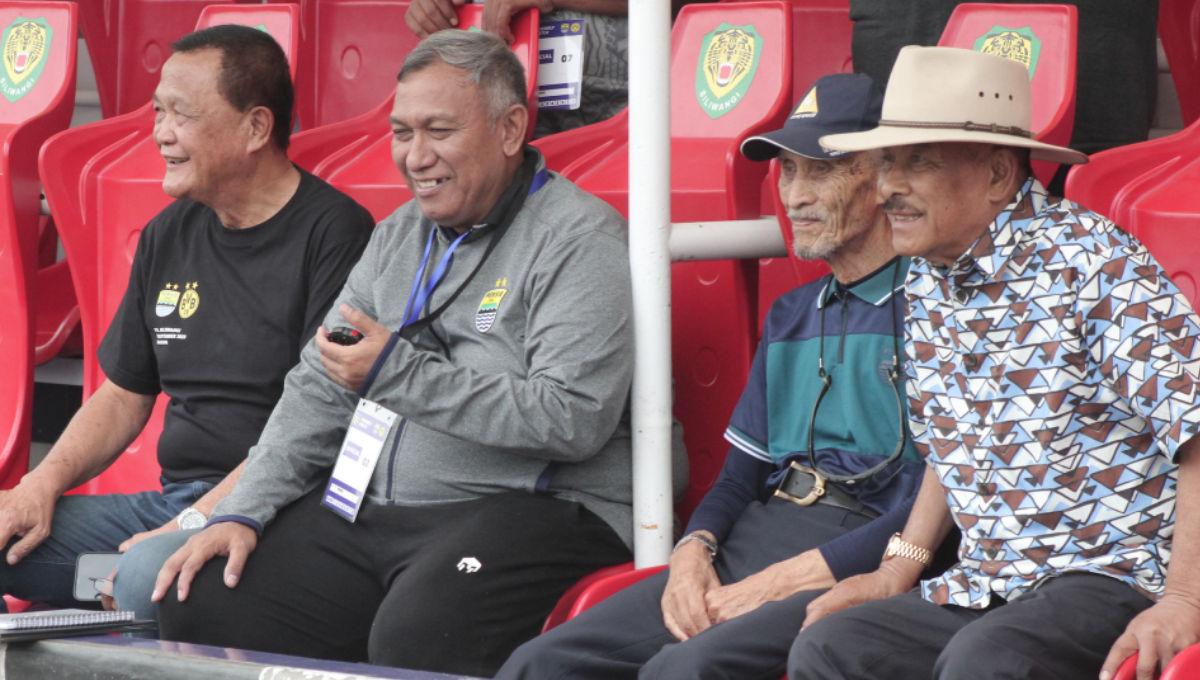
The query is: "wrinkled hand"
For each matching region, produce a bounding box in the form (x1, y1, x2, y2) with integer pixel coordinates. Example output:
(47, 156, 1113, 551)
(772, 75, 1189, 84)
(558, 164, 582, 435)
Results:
(481, 0, 551, 43)
(0, 478, 58, 565)
(315, 304, 391, 393)
(706, 549, 835, 624)
(661, 540, 720, 640)
(404, 0, 463, 38)
(152, 522, 257, 604)
(1100, 594, 1200, 680)
(118, 518, 179, 553)
(803, 562, 914, 629)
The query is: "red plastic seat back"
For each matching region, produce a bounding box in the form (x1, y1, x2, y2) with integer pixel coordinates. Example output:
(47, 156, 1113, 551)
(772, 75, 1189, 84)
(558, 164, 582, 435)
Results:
(80, 0, 260, 119)
(67, 4, 299, 496)
(1159, 0, 1200, 127)
(268, 0, 417, 129)
(938, 3, 1077, 186)
(1064, 118, 1200, 226)
(561, 2, 790, 518)
(1128, 154, 1200, 305)
(0, 1, 76, 489)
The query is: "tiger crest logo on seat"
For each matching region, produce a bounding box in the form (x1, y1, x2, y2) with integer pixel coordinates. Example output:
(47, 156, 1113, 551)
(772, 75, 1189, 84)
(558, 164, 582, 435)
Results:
(695, 23, 762, 119)
(1, 17, 53, 103)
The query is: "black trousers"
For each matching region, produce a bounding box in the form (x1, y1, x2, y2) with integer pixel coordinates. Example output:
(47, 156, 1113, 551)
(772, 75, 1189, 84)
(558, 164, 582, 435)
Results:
(788, 573, 1154, 680)
(157, 489, 630, 677)
(498, 499, 873, 680)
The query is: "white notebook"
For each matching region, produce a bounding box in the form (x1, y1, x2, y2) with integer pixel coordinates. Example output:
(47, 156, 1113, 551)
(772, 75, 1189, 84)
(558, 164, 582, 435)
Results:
(0, 608, 133, 631)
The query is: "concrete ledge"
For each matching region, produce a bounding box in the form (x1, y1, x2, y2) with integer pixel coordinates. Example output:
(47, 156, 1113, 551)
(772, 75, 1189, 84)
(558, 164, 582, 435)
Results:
(0, 636, 480, 680)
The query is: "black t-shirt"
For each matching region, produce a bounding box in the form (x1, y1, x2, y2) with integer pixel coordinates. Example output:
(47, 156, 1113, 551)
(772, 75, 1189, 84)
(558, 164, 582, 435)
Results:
(98, 169, 374, 484)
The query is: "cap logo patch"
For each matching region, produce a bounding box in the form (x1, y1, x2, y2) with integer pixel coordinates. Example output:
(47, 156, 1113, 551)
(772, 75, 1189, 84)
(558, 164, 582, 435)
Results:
(792, 87, 818, 119)
(973, 25, 1041, 79)
(695, 23, 763, 119)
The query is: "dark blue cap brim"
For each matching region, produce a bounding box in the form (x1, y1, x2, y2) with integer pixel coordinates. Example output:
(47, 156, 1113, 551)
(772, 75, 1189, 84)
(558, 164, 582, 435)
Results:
(740, 126, 846, 162)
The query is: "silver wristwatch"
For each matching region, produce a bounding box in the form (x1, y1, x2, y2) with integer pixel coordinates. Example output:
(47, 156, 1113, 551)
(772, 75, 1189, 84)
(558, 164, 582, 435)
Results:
(177, 507, 208, 531)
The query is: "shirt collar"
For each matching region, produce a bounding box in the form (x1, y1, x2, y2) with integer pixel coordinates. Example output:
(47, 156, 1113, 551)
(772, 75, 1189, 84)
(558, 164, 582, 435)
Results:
(818, 256, 910, 309)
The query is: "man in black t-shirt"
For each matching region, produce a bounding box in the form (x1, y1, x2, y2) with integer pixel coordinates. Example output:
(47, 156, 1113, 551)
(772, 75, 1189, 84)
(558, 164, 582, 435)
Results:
(0, 25, 372, 616)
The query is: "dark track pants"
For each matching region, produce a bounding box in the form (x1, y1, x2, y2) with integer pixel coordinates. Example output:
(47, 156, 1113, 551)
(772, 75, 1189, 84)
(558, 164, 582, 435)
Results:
(788, 572, 1154, 680)
(157, 489, 629, 677)
(497, 499, 872, 680)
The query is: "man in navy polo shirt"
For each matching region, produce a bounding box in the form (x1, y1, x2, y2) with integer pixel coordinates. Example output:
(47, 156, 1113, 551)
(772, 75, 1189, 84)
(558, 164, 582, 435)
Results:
(498, 73, 940, 680)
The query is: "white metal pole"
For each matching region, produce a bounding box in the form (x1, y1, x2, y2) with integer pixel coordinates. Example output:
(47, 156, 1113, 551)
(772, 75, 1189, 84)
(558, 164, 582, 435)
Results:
(627, 0, 674, 567)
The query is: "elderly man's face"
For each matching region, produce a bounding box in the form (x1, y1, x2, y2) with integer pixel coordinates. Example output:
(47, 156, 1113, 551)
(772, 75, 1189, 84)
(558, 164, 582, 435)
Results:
(777, 150, 881, 262)
(391, 61, 521, 229)
(153, 49, 252, 204)
(877, 143, 997, 265)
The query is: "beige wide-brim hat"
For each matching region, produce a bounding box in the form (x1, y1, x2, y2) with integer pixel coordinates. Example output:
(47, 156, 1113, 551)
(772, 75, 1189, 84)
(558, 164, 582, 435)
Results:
(821, 46, 1087, 165)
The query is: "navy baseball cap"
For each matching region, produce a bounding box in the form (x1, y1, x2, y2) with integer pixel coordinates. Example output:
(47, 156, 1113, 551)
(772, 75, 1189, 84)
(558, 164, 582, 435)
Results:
(740, 73, 883, 161)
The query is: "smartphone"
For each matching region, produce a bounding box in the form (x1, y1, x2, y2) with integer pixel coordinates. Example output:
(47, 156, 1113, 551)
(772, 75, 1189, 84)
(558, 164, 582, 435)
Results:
(74, 552, 122, 601)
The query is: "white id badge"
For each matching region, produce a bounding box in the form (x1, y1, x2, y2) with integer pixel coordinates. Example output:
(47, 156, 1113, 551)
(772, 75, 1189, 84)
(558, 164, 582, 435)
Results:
(536, 19, 585, 111)
(322, 399, 397, 522)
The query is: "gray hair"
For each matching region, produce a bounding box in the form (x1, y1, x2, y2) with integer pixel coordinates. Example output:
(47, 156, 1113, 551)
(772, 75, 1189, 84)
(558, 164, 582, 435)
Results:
(397, 30, 527, 122)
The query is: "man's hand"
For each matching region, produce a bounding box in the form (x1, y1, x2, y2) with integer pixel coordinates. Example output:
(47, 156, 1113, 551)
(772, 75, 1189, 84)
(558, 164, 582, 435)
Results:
(661, 538, 720, 640)
(151, 522, 257, 604)
(315, 304, 391, 393)
(482, 0, 552, 43)
(0, 477, 59, 565)
(706, 548, 835, 624)
(1100, 594, 1200, 680)
(802, 560, 915, 629)
(404, 0, 463, 38)
(118, 518, 179, 553)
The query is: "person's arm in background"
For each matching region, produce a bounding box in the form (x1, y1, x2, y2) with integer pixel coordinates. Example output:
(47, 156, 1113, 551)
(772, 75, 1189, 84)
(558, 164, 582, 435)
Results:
(483, 0, 624, 42)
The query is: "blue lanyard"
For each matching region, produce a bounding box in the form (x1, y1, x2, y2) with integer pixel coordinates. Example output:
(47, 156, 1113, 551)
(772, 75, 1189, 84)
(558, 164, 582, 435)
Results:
(356, 167, 550, 398)
(399, 228, 470, 331)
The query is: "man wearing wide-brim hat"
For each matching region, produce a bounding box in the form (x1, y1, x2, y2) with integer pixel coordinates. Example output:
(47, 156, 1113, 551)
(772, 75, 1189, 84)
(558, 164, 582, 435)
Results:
(787, 46, 1200, 680)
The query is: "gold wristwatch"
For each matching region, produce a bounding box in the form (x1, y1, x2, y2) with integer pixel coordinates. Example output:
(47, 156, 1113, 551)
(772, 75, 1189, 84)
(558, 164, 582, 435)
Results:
(883, 533, 932, 567)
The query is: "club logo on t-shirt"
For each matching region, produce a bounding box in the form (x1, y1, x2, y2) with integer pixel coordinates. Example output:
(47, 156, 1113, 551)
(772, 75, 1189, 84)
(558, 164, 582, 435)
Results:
(475, 278, 509, 333)
(179, 282, 200, 319)
(155, 282, 181, 317)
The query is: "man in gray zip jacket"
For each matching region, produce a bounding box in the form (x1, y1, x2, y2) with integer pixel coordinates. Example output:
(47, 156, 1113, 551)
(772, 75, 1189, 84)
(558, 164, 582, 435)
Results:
(151, 30, 677, 677)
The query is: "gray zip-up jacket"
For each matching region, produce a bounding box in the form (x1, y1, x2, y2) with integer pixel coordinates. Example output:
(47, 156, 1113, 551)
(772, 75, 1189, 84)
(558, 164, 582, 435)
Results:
(210, 154, 657, 546)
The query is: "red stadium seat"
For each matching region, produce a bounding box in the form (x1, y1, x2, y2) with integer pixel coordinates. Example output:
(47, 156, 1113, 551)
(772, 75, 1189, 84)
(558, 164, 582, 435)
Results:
(305, 4, 541, 220)
(1159, 0, 1200, 127)
(1064, 117, 1200, 226)
(266, 0, 418, 129)
(41, 3, 299, 496)
(541, 2, 794, 630)
(938, 3, 1077, 186)
(0, 1, 77, 489)
(1127, 154, 1200, 304)
(1113, 645, 1200, 680)
(79, 0, 260, 119)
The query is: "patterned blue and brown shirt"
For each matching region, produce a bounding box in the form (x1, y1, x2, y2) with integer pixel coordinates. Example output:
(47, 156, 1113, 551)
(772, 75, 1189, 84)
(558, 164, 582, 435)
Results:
(906, 177, 1200, 609)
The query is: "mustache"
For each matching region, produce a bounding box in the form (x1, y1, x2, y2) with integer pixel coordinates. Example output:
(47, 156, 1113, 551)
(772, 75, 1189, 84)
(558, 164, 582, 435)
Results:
(882, 196, 919, 213)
